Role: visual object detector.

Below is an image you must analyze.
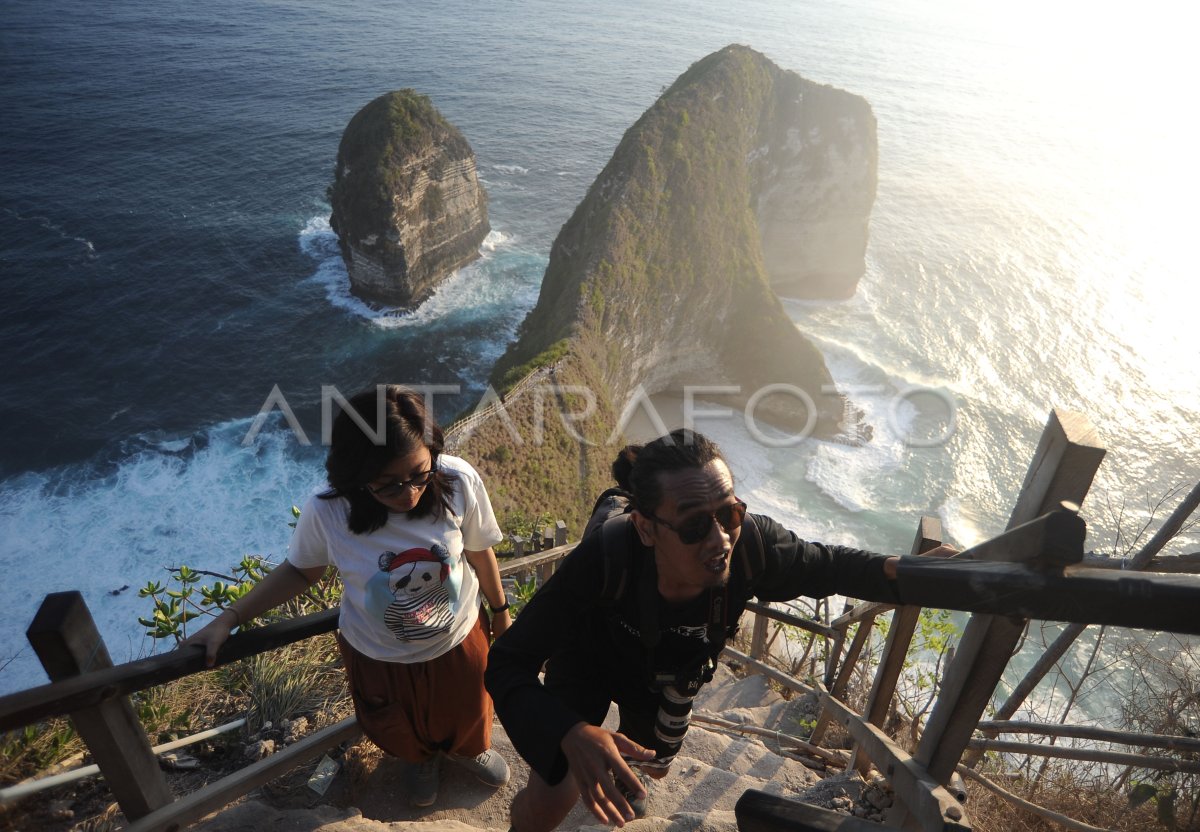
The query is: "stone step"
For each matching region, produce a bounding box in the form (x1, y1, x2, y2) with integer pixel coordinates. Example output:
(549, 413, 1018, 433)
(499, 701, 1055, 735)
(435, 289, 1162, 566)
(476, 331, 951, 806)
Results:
(193, 663, 888, 832)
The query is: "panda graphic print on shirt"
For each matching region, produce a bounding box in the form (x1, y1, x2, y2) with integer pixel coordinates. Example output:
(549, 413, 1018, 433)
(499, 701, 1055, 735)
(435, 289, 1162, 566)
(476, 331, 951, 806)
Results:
(366, 543, 463, 642)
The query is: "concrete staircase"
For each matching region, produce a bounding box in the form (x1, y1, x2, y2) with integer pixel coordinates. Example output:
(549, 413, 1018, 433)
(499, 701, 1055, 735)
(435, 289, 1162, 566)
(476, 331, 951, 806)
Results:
(192, 663, 888, 832)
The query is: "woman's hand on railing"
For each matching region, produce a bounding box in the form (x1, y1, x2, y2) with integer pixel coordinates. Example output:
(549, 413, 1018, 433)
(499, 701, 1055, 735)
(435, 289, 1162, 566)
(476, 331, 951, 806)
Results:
(178, 609, 238, 667)
(176, 561, 327, 667)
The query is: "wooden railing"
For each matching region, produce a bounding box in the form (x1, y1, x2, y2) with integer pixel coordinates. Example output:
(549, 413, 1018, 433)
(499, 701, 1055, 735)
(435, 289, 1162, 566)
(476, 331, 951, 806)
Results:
(0, 542, 573, 832)
(3, 408, 1199, 832)
(738, 410, 1200, 831)
(443, 359, 565, 451)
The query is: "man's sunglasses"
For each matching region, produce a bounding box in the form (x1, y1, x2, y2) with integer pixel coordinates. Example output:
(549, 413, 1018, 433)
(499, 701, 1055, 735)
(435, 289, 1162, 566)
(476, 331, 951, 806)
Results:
(647, 499, 747, 544)
(367, 468, 435, 499)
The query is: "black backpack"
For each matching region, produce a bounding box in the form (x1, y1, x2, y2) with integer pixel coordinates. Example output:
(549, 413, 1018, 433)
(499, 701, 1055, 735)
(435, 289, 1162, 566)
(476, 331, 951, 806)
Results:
(582, 486, 634, 540)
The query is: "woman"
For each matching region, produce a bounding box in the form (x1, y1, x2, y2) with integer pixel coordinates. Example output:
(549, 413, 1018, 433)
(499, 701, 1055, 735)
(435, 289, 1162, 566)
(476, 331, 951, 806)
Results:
(183, 385, 511, 807)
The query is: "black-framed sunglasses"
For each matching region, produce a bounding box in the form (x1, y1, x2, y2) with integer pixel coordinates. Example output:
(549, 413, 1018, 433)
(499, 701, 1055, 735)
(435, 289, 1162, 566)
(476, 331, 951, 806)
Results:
(367, 467, 436, 499)
(648, 499, 747, 544)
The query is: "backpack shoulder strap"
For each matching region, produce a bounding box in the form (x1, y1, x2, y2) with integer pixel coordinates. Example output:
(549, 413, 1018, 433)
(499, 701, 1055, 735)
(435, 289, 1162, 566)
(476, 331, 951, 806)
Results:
(738, 513, 768, 586)
(599, 512, 634, 603)
(599, 513, 661, 653)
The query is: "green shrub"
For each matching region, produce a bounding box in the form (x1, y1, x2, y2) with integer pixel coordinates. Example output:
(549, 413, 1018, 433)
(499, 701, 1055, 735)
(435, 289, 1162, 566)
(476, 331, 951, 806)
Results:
(138, 507, 341, 642)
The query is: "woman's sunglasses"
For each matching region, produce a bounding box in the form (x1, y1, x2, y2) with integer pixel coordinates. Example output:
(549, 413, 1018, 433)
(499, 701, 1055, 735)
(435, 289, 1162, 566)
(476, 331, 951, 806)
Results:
(647, 499, 747, 544)
(367, 468, 435, 499)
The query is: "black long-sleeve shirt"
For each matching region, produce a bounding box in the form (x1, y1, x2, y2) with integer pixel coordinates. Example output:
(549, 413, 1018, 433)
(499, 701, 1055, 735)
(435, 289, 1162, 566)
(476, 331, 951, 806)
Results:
(485, 512, 902, 783)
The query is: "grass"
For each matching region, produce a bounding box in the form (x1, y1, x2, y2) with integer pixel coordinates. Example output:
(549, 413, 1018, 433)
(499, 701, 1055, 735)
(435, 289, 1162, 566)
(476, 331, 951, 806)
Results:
(1, 558, 351, 832)
(966, 757, 1176, 831)
(0, 638, 353, 832)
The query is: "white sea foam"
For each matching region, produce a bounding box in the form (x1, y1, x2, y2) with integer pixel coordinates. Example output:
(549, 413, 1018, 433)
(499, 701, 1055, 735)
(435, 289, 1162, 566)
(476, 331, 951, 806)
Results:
(362, 264, 490, 331)
(298, 214, 537, 332)
(480, 229, 512, 251)
(804, 410, 909, 515)
(0, 420, 326, 695)
(491, 164, 529, 175)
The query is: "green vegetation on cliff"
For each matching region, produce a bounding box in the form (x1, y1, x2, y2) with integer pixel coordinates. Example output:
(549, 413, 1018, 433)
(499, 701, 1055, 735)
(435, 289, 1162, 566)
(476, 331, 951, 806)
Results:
(328, 89, 471, 244)
(490, 45, 849, 405)
(455, 348, 618, 536)
(457, 45, 877, 532)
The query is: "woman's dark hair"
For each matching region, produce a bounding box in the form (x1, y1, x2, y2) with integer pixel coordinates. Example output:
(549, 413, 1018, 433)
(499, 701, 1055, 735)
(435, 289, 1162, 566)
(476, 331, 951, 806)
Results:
(319, 385, 456, 534)
(627, 428, 725, 514)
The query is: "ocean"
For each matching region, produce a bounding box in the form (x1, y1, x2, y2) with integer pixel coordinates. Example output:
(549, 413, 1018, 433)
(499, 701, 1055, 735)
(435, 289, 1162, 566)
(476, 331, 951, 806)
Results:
(2, 0, 1197, 705)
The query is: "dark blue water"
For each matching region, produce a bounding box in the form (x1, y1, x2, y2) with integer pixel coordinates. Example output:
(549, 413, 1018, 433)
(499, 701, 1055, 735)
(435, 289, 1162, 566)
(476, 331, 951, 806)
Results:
(2, 2, 555, 474)
(2, 0, 1196, 700)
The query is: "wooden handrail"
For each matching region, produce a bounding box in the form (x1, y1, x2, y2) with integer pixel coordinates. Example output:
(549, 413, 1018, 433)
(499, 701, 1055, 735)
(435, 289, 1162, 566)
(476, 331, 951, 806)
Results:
(0, 608, 339, 733)
(737, 790, 905, 832)
(975, 720, 1200, 754)
(720, 646, 821, 699)
(893, 560, 1200, 635)
(743, 601, 837, 640)
(0, 546, 580, 735)
(829, 599, 895, 631)
(498, 544, 573, 576)
(966, 738, 1200, 774)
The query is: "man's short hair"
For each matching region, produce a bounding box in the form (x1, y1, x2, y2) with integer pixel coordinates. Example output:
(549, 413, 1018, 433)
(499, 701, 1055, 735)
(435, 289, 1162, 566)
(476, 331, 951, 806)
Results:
(628, 429, 725, 514)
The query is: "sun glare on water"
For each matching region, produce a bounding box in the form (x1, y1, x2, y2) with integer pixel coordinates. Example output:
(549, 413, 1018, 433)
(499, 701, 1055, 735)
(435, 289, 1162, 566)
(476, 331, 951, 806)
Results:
(961, 0, 1199, 408)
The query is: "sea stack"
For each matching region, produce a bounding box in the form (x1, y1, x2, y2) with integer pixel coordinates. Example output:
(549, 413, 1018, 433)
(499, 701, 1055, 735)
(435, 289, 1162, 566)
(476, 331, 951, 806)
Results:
(753, 67, 877, 299)
(448, 45, 880, 531)
(329, 90, 489, 308)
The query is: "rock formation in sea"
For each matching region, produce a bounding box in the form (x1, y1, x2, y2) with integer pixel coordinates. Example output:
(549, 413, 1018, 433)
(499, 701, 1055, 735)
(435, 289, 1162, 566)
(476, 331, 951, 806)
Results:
(753, 64, 877, 300)
(448, 45, 878, 529)
(328, 90, 489, 308)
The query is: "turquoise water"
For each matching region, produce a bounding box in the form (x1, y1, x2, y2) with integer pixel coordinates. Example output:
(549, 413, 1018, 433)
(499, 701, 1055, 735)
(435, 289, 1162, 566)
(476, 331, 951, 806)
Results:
(1, 0, 1196, 695)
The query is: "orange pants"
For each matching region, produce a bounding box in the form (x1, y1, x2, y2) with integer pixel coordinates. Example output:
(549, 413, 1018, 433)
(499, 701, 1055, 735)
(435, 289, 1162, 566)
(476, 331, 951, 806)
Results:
(336, 613, 493, 763)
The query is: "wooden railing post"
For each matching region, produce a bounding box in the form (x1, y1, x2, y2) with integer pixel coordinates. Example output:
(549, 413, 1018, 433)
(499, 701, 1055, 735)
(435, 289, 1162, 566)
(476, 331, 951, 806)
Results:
(554, 520, 568, 548)
(748, 613, 769, 660)
(26, 592, 172, 820)
(808, 619, 873, 747)
(912, 410, 1105, 789)
(823, 603, 851, 688)
(811, 518, 943, 750)
(852, 516, 943, 774)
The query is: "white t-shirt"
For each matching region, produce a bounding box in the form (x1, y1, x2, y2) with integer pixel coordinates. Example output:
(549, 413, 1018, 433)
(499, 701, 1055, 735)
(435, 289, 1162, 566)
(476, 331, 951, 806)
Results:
(288, 455, 504, 663)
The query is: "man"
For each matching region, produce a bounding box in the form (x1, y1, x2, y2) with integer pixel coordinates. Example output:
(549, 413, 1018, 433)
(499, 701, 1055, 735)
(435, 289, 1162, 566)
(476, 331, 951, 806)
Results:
(485, 429, 940, 830)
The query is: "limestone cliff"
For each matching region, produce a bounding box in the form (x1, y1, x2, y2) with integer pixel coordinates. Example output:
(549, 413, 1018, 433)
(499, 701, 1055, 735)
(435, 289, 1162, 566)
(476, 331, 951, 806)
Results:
(329, 90, 489, 308)
(450, 46, 877, 530)
(752, 67, 877, 299)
